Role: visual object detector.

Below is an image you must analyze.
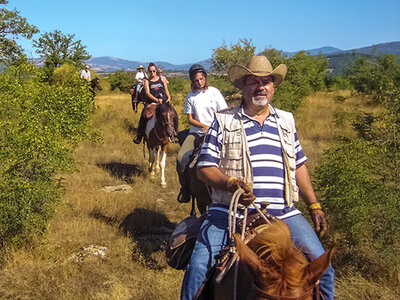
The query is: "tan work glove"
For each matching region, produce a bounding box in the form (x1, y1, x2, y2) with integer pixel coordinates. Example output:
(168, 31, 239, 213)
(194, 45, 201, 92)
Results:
(226, 176, 256, 207)
(308, 203, 327, 237)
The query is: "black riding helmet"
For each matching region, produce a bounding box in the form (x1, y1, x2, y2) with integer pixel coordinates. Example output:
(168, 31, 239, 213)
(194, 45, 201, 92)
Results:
(189, 64, 207, 81)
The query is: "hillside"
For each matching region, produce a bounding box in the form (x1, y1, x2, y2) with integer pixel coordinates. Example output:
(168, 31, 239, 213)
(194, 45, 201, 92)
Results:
(29, 41, 399, 74)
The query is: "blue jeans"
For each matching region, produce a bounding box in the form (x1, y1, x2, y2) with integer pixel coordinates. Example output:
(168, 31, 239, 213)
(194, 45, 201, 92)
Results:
(180, 210, 334, 300)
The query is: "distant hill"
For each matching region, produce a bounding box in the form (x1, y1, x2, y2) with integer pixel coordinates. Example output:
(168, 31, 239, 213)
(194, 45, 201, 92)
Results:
(29, 41, 399, 74)
(326, 42, 400, 74)
(86, 57, 211, 73)
(284, 46, 343, 57)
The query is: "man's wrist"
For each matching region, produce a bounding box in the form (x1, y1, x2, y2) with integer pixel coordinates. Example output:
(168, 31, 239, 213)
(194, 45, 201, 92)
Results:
(308, 202, 322, 211)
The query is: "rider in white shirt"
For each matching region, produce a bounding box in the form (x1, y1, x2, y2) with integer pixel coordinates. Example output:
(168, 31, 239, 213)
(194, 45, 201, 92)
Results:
(133, 65, 147, 99)
(80, 65, 91, 81)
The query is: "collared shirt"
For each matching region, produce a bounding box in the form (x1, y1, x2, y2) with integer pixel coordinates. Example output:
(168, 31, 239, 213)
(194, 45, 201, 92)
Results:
(197, 105, 307, 219)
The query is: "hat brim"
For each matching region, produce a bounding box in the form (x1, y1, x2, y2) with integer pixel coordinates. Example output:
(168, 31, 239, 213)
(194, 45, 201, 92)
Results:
(228, 64, 287, 89)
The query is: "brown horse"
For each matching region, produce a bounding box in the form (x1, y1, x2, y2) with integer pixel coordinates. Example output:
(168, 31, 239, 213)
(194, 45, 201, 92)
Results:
(131, 85, 146, 113)
(90, 77, 102, 97)
(212, 220, 334, 300)
(145, 102, 178, 187)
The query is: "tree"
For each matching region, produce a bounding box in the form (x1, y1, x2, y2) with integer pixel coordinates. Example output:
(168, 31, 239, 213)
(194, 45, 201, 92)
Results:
(33, 30, 90, 71)
(260, 48, 329, 111)
(0, 0, 38, 64)
(211, 38, 256, 73)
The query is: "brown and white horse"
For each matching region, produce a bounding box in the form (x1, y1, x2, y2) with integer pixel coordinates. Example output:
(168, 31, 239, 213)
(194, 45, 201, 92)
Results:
(144, 102, 178, 187)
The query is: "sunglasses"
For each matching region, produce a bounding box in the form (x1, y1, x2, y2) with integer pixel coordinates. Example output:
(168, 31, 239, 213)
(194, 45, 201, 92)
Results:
(149, 70, 157, 73)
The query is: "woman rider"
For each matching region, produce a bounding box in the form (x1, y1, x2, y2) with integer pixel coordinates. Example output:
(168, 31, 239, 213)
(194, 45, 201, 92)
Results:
(133, 62, 178, 144)
(176, 64, 227, 192)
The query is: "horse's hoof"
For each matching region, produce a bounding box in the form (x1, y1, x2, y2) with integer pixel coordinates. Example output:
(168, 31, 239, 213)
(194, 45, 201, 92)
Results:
(161, 182, 167, 188)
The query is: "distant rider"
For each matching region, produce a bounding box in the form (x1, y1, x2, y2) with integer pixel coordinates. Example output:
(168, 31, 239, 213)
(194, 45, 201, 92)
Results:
(133, 62, 178, 144)
(80, 65, 91, 81)
(132, 65, 147, 100)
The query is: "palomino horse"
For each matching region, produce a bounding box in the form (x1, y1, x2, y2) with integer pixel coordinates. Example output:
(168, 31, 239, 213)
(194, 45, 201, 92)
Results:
(90, 77, 102, 98)
(145, 102, 178, 187)
(209, 220, 334, 300)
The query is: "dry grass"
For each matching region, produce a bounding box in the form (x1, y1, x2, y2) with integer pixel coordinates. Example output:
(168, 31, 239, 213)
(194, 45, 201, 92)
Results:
(295, 90, 378, 172)
(0, 91, 389, 299)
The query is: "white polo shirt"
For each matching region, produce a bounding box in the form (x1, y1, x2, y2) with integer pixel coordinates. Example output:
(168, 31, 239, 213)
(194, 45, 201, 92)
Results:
(184, 86, 228, 133)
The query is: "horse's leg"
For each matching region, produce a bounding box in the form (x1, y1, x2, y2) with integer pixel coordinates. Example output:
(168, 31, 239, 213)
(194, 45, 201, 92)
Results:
(160, 148, 167, 188)
(155, 147, 161, 172)
(148, 148, 156, 178)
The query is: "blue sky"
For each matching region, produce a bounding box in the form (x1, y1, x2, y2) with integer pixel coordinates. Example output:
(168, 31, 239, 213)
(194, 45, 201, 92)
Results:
(8, 0, 400, 64)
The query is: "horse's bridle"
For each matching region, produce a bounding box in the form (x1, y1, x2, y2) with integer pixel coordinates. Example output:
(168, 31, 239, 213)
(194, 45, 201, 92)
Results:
(251, 281, 321, 300)
(156, 110, 176, 141)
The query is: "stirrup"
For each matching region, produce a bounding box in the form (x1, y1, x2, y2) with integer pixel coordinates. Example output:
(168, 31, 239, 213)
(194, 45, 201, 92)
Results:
(133, 137, 141, 144)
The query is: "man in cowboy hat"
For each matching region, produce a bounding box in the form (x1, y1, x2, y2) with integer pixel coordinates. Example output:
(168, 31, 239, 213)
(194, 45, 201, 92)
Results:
(80, 65, 91, 81)
(180, 55, 334, 300)
(132, 65, 147, 100)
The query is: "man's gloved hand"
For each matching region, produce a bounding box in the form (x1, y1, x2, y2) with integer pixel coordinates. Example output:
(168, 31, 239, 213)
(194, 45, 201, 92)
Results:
(226, 176, 256, 207)
(308, 203, 327, 237)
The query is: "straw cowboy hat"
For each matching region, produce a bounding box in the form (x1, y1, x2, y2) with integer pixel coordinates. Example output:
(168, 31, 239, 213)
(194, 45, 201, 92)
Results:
(137, 65, 145, 70)
(228, 55, 287, 89)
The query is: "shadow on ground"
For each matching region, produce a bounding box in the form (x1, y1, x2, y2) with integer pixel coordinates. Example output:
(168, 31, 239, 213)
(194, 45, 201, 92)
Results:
(97, 162, 143, 184)
(123, 118, 137, 135)
(120, 208, 176, 269)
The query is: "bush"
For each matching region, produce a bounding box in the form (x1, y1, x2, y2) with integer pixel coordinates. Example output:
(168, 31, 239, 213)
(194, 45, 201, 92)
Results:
(316, 53, 400, 283)
(0, 63, 94, 248)
(107, 70, 136, 93)
(261, 49, 329, 112)
(324, 75, 352, 91)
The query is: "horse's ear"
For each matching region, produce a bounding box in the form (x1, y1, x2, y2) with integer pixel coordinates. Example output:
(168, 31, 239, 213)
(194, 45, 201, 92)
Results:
(234, 234, 264, 275)
(304, 247, 335, 286)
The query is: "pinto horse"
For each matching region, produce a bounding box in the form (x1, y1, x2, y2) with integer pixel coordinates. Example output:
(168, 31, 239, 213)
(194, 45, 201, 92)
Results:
(209, 220, 334, 300)
(145, 102, 178, 187)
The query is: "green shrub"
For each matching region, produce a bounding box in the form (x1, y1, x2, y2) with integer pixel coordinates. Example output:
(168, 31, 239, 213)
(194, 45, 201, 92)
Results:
(262, 49, 329, 112)
(107, 70, 136, 93)
(324, 75, 352, 91)
(316, 54, 400, 282)
(0, 63, 94, 248)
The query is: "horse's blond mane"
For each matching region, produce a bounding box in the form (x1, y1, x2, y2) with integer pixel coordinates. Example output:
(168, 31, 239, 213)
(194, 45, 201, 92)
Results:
(248, 220, 309, 292)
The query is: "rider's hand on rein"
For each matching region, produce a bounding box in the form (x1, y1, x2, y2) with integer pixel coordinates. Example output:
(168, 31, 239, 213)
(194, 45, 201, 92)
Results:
(226, 176, 256, 207)
(308, 202, 327, 237)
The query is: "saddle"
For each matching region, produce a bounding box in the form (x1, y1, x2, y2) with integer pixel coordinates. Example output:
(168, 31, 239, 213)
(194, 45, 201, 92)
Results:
(177, 134, 206, 204)
(144, 103, 157, 119)
(193, 210, 276, 300)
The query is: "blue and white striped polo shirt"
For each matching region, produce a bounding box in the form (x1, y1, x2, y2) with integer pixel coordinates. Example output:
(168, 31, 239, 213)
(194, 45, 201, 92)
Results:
(197, 105, 307, 219)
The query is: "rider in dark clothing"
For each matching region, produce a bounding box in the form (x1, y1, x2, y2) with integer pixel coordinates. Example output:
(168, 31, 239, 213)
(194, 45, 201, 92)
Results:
(133, 63, 178, 144)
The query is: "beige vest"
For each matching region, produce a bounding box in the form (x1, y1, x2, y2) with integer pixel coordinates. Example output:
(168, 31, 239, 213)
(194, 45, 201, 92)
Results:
(210, 105, 299, 206)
